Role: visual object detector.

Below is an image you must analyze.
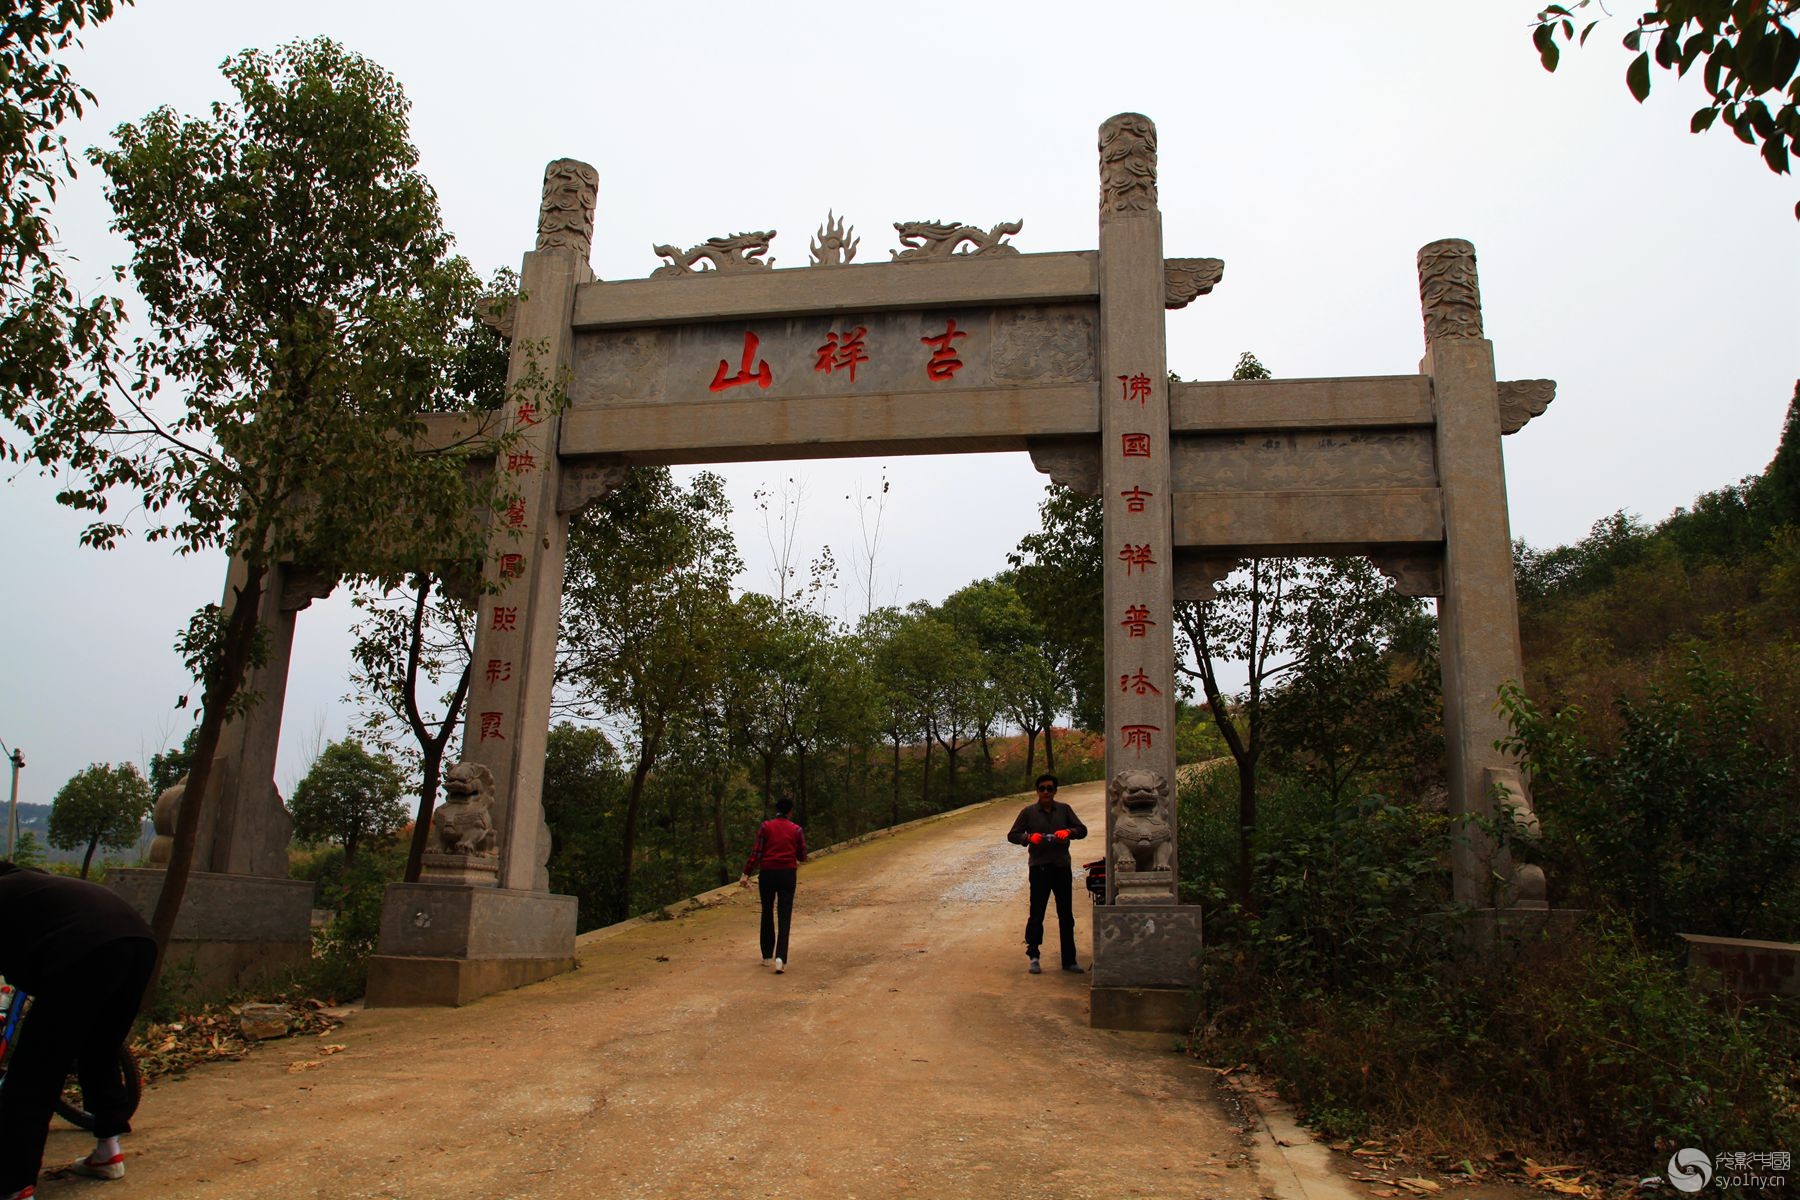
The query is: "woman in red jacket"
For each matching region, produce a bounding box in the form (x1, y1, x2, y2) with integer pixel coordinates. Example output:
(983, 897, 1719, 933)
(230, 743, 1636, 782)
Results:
(739, 796, 808, 974)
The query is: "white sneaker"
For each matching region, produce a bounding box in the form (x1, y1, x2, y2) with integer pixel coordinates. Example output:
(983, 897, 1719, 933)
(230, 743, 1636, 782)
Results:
(773, 958, 785, 974)
(762, 958, 773, 967)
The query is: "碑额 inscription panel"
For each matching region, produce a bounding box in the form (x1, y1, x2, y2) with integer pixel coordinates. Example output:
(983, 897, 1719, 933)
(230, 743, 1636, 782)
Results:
(1170, 429, 1437, 492)
(568, 304, 1097, 408)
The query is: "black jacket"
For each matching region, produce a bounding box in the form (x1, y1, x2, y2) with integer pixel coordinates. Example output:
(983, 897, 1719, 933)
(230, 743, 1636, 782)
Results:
(0, 864, 154, 993)
(1007, 801, 1089, 867)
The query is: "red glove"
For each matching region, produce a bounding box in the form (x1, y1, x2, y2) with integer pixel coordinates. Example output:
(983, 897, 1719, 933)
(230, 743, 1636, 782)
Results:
(1028, 832, 1044, 845)
(1054, 829, 1071, 841)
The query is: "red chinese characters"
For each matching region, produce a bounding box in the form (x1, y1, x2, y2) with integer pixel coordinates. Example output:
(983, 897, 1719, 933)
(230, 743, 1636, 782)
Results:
(1120, 724, 1160, 752)
(504, 498, 528, 528)
(1119, 486, 1152, 513)
(514, 401, 542, 428)
(506, 451, 537, 474)
(711, 330, 774, 392)
(1118, 543, 1156, 574)
(1121, 433, 1151, 459)
(1118, 373, 1152, 405)
(485, 659, 513, 684)
(491, 606, 518, 632)
(498, 553, 525, 580)
(1120, 605, 1155, 637)
(1120, 670, 1162, 696)
(920, 318, 967, 382)
(479, 711, 507, 742)
(815, 326, 870, 384)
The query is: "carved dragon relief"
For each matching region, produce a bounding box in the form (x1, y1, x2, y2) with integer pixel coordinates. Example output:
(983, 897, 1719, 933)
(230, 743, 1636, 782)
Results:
(651, 231, 776, 277)
(1099, 112, 1157, 214)
(1497, 379, 1556, 434)
(1417, 238, 1484, 343)
(809, 212, 859, 266)
(535, 159, 599, 260)
(1164, 258, 1225, 309)
(890, 220, 1022, 261)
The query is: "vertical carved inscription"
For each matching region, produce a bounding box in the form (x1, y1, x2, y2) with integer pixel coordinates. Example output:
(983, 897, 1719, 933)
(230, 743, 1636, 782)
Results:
(1099, 112, 1158, 214)
(1417, 238, 1484, 343)
(536, 158, 599, 259)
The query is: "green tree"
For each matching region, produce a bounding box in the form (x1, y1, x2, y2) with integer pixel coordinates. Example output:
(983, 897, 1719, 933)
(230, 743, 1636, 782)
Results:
(48, 761, 153, 876)
(1532, 2, 1800, 217)
(347, 572, 477, 882)
(540, 722, 629, 932)
(1009, 485, 1104, 731)
(51, 39, 514, 979)
(1263, 559, 1442, 805)
(0, 0, 128, 461)
(560, 467, 740, 914)
(289, 739, 407, 866)
(147, 724, 200, 795)
(1173, 352, 1300, 905)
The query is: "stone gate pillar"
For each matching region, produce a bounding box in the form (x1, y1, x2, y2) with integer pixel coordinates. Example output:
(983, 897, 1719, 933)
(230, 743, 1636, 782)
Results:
(364, 161, 594, 1006)
(1418, 239, 1540, 910)
(1089, 114, 1204, 1031)
(106, 557, 323, 990)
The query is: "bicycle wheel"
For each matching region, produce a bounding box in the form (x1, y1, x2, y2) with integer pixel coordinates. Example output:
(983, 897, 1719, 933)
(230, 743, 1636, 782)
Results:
(54, 1047, 141, 1131)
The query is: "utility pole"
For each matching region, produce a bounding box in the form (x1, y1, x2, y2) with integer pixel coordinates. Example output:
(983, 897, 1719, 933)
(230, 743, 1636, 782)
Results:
(2, 741, 22, 860)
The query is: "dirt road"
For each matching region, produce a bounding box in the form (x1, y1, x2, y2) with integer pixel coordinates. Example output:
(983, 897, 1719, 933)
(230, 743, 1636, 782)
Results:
(37, 782, 1270, 1199)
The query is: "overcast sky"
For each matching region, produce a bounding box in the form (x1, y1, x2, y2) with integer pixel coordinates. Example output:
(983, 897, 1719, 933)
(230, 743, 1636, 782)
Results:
(2, 1, 1794, 810)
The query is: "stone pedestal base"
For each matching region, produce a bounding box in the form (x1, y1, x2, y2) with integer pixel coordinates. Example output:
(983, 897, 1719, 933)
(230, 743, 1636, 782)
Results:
(365, 882, 577, 1008)
(1090, 903, 1204, 1031)
(419, 851, 499, 886)
(1112, 868, 1175, 904)
(1459, 906, 1585, 957)
(106, 868, 314, 994)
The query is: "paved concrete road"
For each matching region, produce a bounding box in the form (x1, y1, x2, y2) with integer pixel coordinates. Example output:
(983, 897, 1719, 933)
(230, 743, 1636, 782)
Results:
(38, 781, 1269, 1200)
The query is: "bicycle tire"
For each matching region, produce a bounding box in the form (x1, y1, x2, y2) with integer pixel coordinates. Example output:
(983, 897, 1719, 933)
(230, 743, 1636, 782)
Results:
(53, 1047, 140, 1131)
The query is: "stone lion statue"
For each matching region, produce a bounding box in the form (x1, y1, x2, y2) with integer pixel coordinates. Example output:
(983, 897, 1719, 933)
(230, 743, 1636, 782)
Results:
(1109, 768, 1173, 874)
(432, 761, 499, 856)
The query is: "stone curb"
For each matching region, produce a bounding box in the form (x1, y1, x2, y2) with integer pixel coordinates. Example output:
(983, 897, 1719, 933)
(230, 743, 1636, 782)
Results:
(1234, 1073, 1364, 1200)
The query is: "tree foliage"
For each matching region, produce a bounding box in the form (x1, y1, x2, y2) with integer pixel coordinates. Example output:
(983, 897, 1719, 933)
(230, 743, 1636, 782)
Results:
(289, 738, 407, 865)
(48, 761, 153, 876)
(56, 38, 514, 978)
(0, 0, 128, 462)
(1533, 2, 1800, 216)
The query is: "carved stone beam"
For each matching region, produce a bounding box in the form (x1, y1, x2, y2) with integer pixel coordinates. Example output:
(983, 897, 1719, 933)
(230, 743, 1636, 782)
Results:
(1368, 550, 1444, 598)
(1164, 257, 1224, 309)
(476, 297, 516, 341)
(536, 158, 599, 263)
(1417, 238, 1484, 344)
(1026, 438, 1101, 495)
(279, 565, 339, 612)
(557, 460, 631, 515)
(1497, 379, 1556, 434)
(1172, 554, 1243, 603)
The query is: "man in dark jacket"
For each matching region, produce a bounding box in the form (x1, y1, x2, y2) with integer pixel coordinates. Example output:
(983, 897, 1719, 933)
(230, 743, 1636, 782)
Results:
(0, 862, 155, 1199)
(1006, 774, 1088, 974)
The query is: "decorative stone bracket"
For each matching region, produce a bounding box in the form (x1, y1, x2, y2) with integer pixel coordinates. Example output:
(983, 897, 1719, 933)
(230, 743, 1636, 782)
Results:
(1164, 258, 1224, 309)
(1497, 379, 1556, 434)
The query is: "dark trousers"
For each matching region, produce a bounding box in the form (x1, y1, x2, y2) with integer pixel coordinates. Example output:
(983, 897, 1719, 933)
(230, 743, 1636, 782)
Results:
(758, 868, 797, 963)
(0, 937, 154, 1193)
(1025, 861, 1078, 966)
